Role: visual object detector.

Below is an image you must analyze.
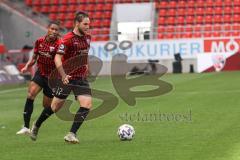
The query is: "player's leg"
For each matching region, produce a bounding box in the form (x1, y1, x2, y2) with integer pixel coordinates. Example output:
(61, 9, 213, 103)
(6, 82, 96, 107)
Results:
(16, 80, 42, 135)
(30, 83, 70, 141)
(64, 79, 92, 143)
(30, 94, 53, 140)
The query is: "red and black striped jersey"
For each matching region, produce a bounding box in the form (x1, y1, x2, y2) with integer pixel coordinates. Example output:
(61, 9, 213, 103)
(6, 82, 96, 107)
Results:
(57, 32, 91, 79)
(34, 36, 60, 77)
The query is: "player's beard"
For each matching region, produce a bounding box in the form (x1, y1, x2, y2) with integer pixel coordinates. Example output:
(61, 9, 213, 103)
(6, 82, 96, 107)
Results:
(78, 28, 85, 35)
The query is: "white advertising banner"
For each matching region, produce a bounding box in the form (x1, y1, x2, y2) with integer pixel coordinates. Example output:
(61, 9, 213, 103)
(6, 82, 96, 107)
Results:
(90, 39, 203, 61)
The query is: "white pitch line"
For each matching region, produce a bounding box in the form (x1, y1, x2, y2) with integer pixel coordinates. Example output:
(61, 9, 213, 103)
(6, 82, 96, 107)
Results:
(0, 87, 26, 94)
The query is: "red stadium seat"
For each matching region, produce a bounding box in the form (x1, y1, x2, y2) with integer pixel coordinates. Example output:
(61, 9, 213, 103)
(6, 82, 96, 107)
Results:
(158, 17, 165, 25)
(51, 0, 59, 5)
(232, 23, 240, 30)
(215, 7, 222, 15)
(223, 24, 231, 31)
(92, 20, 101, 28)
(223, 32, 231, 37)
(213, 24, 222, 31)
(25, 0, 32, 6)
(224, 7, 232, 14)
(159, 9, 167, 17)
(176, 16, 184, 25)
(212, 32, 221, 37)
(96, 4, 104, 11)
(178, 0, 186, 8)
(185, 25, 193, 32)
(233, 6, 240, 14)
(40, 6, 50, 13)
(169, 1, 177, 8)
(105, 4, 113, 11)
(195, 16, 204, 24)
(167, 9, 176, 17)
(102, 19, 111, 27)
(214, 15, 222, 23)
(166, 17, 175, 25)
(32, 0, 41, 6)
(204, 25, 212, 31)
(233, 0, 240, 6)
(186, 8, 195, 16)
(187, 0, 195, 8)
(164, 33, 174, 39)
(204, 32, 212, 37)
(104, 11, 112, 19)
(105, 0, 114, 3)
(194, 25, 202, 32)
(85, 4, 95, 11)
(183, 32, 193, 38)
(41, 0, 51, 5)
(69, 5, 77, 12)
(157, 1, 168, 9)
(205, 7, 214, 15)
(68, 0, 78, 4)
(49, 5, 58, 13)
(175, 25, 185, 32)
(196, 0, 205, 7)
(49, 13, 57, 20)
(88, 0, 96, 3)
(223, 15, 232, 23)
(231, 32, 240, 37)
(95, 12, 102, 19)
(157, 26, 165, 33)
(195, 8, 204, 15)
(233, 15, 240, 23)
(59, 5, 68, 13)
(186, 16, 194, 24)
(66, 13, 75, 20)
(165, 25, 175, 33)
(205, 15, 213, 24)
(193, 32, 201, 38)
(177, 8, 185, 16)
(65, 21, 73, 29)
(60, 0, 68, 4)
(206, 0, 214, 7)
(32, 6, 41, 12)
(158, 33, 164, 39)
(58, 13, 66, 21)
(224, 0, 232, 6)
(215, 0, 223, 7)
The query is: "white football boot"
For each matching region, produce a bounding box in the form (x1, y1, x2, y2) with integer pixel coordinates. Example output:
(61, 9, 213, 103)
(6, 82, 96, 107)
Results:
(64, 132, 79, 144)
(16, 126, 30, 135)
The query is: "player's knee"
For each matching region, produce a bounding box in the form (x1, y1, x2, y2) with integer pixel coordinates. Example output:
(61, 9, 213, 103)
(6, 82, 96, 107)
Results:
(80, 101, 92, 108)
(27, 91, 37, 99)
(51, 103, 61, 112)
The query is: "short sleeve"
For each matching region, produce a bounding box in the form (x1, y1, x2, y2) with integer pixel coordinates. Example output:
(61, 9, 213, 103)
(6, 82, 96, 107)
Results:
(57, 37, 68, 55)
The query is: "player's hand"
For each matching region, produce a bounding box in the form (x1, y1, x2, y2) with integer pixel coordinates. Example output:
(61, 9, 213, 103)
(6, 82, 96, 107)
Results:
(62, 75, 71, 85)
(20, 66, 28, 73)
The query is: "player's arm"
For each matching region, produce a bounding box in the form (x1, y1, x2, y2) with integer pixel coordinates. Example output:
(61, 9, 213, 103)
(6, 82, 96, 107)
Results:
(21, 52, 38, 73)
(55, 42, 71, 84)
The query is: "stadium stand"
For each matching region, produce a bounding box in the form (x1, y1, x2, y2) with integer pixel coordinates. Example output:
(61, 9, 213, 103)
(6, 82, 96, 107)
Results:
(23, 0, 240, 41)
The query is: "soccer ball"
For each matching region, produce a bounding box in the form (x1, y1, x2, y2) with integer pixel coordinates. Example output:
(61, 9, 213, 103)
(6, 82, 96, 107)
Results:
(117, 124, 135, 141)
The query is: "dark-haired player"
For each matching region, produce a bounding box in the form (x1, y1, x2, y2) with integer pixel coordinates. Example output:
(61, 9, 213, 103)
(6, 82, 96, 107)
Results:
(30, 12, 91, 144)
(16, 21, 61, 135)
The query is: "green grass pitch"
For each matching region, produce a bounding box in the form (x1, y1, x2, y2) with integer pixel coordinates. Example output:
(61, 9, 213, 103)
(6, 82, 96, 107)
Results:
(0, 71, 240, 160)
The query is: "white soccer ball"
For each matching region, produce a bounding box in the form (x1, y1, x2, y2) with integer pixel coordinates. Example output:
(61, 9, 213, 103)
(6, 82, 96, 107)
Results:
(117, 124, 135, 141)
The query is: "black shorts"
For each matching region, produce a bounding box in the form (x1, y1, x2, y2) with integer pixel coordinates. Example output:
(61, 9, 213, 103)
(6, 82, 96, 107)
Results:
(53, 78, 92, 99)
(32, 70, 53, 98)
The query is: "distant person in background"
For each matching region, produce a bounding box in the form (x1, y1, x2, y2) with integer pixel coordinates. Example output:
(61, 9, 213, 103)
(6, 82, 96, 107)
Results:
(16, 21, 61, 135)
